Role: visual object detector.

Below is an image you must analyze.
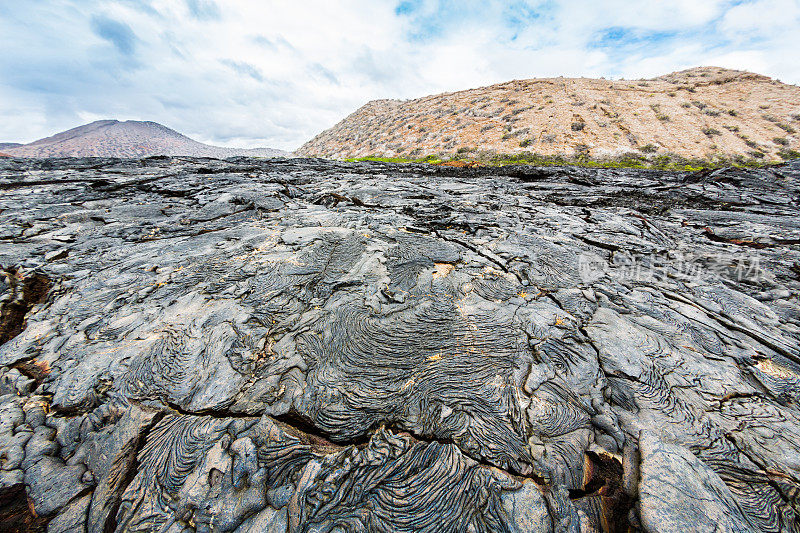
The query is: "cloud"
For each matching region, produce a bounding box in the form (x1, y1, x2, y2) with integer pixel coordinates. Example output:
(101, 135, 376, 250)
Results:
(219, 59, 264, 82)
(0, 1, 798, 151)
(90, 15, 138, 56)
(185, 0, 220, 20)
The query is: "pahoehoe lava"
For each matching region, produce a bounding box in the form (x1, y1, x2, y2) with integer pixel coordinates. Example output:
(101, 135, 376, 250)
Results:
(1, 156, 799, 532)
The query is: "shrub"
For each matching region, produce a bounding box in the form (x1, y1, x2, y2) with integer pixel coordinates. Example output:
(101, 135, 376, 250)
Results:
(759, 104, 770, 110)
(479, 124, 493, 133)
(791, 113, 800, 121)
(762, 114, 778, 123)
(723, 125, 740, 132)
(571, 122, 585, 131)
(777, 123, 796, 133)
(778, 148, 800, 159)
(773, 137, 789, 146)
(542, 134, 556, 143)
(681, 102, 692, 108)
(519, 139, 533, 148)
(728, 109, 738, 116)
(639, 144, 658, 153)
(748, 151, 766, 159)
(691, 100, 707, 110)
(574, 144, 590, 155)
(702, 127, 721, 137)
(703, 109, 721, 117)
(744, 139, 759, 149)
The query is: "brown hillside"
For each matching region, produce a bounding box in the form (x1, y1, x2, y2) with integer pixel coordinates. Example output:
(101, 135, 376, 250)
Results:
(297, 67, 800, 161)
(4, 120, 288, 159)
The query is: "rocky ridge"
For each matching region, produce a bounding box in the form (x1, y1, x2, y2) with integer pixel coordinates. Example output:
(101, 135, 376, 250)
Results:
(1, 156, 800, 532)
(298, 67, 800, 162)
(2, 120, 289, 159)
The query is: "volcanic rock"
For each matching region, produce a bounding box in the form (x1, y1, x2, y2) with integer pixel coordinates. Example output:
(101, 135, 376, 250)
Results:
(0, 155, 799, 532)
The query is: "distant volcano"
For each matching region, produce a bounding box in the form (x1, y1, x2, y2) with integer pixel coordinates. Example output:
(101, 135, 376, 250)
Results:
(2, 120, 289, 158)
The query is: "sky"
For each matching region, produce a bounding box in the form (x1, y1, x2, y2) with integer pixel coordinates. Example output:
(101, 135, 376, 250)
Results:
(1, 0, 799, 151)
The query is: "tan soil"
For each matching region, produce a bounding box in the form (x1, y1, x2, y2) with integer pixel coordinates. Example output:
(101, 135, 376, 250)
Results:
(297, 67, 800, 161)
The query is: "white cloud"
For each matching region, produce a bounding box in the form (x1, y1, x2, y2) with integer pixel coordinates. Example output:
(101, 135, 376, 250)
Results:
(0, 0, 798, 151)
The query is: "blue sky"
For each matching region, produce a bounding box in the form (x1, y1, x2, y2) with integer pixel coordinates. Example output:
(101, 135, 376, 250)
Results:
(1, 0, 798, 150)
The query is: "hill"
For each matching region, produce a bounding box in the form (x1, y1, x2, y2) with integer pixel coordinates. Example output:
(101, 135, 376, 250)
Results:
(297, 67, 800, 163)
(3, 120, 289, 158)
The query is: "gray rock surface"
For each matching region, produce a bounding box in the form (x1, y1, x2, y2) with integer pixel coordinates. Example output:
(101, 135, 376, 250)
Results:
(0, 156, 799, 532)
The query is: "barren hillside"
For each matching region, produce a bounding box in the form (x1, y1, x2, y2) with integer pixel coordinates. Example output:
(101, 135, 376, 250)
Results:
(298, 67, 800, 162)
(4, 120, 288, 158)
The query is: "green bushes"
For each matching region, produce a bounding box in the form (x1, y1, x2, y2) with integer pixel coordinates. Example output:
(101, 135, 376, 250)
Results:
(344, 151, 787, 170)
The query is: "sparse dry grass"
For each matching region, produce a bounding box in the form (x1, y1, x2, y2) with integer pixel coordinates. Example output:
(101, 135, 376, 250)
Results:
(297, 67, 800, 164)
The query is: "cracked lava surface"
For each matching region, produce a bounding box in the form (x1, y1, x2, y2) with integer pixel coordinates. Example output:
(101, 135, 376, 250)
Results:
(1, 156, 800, 532)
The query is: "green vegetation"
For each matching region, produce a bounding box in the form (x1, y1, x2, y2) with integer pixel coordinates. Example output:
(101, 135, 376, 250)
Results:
(777, 123, 796, 134)
(343, 150, 786, 171)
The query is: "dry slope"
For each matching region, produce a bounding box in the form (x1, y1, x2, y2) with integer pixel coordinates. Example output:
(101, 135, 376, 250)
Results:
(298, 67, 800, 162)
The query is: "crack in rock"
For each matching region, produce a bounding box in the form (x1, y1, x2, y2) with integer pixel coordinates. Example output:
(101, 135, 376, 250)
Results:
(1, 156, 800, 532)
